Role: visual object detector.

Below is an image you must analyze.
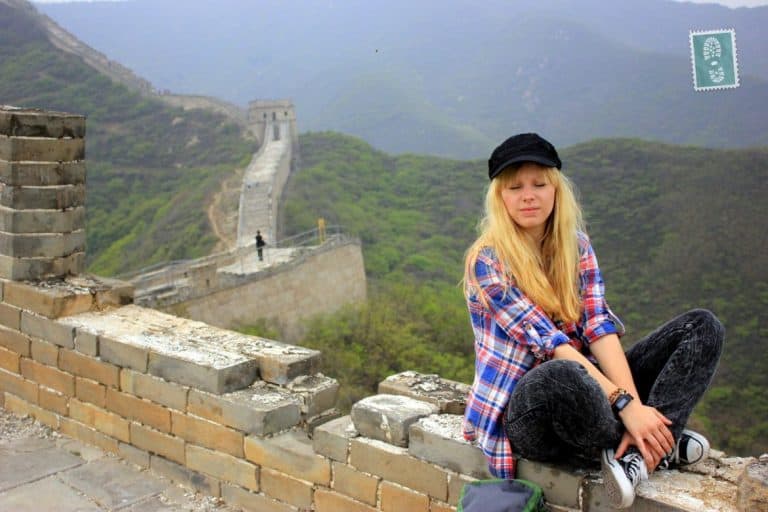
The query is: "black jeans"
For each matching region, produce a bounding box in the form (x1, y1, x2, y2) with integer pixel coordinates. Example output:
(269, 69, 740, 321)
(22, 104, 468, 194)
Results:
(504, 309, 724, 467)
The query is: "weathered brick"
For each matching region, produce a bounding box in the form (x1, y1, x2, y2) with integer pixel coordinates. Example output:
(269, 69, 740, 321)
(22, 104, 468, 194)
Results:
(286, 374, 339, 417)
(187, 385, 300, 436)
(332, 462, 379, 506)
(30, 337, 59, 366)
(150, 455, 220, 497)
(378, 372, 469, 415)
(74, 330, 98, 356)
(0, 160, 85, 187)
(313, 415, 358, 463)
(314, 489, 377, 512)
(39, 385, 68, 415)
(105, 388, 171, 432)
(59, 417, 120, 455)
(260, 467, 313, 509)
(147, 350, 258, 395)
(4, 392, 59, 429)
(516, 458, 585, 509)
(350, 437, 448, 501)
(75, 376, 106, 407)
(0, 325, 30, 356)
(20, 358, 74, 396)
(0, 230, 85, 259)
(118, 442, 150, 469)
(0, 206, 84, 234)
(0, 185, 85, 210)
(0, 108, 85, 139)
(120, 369, 188, 411)
(2, 280, 93, 318)
(100, 335, 148, 372)
(171, 411, 244, 458)
(221, 484, 295, 512)
(431, 500, 456, 512)
(186, 444, 259, 491)
(409, 415, 491, 479)
(20, 311, 74, 348)
(69, 398, 130, 442)
(447, 473, 476, 506)
(0, 345, 20, 372)
(0, 367, 38, 402)
(59, 349, 119, 387)
(0, 252, 85, 281)
(0, 134, 85, 162)
(0, 389, 4, 407)
(0, 302, 21, 329)
(130, 422, 186, 465)
(381, 481, 430, 512)
(351, 394, 438, 447)
(244, 430, 331, 485)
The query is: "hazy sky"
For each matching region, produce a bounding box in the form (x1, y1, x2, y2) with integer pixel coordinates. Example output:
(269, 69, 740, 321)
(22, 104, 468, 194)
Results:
(30, 0, 768, 5)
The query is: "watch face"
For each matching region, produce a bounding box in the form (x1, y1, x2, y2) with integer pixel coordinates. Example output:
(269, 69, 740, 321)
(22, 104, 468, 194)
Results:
(615, 394, 632, 410)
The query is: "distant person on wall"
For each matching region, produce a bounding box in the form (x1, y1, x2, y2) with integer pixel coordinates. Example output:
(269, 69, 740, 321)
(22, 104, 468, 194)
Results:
(255, 230, 266, 261)
(461, 133, 724, 509)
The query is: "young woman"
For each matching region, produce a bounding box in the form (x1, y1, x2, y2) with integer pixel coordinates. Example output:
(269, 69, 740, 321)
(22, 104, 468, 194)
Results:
(462, 133, 724, 509)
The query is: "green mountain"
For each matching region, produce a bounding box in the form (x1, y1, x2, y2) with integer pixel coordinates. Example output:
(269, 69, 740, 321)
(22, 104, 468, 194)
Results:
(281, 131, 768, 455)
(0, 0, 255, 275)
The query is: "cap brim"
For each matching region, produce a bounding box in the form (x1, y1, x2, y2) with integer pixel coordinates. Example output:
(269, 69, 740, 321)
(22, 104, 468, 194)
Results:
(489, 155, 560, 179)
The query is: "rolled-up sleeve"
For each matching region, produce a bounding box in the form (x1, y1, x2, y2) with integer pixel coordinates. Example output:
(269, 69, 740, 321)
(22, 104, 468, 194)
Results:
(475, 251, 570, 360)
(578, 236, 625, 344)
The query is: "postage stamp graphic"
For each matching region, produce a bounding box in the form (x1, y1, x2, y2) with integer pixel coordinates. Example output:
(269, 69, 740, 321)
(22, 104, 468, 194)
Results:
(689, 29, 739, 91)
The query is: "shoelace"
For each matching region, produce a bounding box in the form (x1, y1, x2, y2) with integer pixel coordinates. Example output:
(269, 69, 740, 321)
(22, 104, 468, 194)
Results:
(621, 453, 648, 486)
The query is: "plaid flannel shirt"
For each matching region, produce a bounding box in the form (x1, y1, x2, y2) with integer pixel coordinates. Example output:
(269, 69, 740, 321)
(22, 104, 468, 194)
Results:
(463, 232, 624, 478)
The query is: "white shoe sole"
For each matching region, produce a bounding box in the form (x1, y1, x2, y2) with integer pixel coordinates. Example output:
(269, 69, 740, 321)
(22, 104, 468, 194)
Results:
(601, 449, 635, 509)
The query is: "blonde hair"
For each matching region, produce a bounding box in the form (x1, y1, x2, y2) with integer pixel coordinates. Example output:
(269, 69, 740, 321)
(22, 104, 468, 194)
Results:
(463, 165, 584, 323)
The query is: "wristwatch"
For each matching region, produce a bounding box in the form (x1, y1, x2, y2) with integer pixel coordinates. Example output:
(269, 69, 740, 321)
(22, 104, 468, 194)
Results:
(612, 391, 634, 415)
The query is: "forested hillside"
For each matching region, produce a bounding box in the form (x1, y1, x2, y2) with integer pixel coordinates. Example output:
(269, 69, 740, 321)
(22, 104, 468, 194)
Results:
(280, 132, 768, 456)
(0, 1, 255, 274)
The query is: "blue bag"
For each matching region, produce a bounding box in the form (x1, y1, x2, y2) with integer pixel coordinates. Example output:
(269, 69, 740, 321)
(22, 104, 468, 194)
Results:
(457, 478, 545, 512)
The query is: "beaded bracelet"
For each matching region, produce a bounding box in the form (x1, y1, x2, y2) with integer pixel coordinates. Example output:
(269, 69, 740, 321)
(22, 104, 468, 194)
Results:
(608, 387, 628, 405)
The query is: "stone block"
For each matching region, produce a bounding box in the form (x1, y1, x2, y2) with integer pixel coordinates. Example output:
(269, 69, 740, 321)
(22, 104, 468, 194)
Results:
(0, 252, 85, 280)
(187, 384, 301, 436)
(0, 367, 38, 403)
(105, 388, 171, 432)
(378, 371, 470, 415)
(221, 332, 321, 385)
(100, 335, 148, 372)
(314, 489, 377, 512)
(0, 106, 86, 139)
(38, 385, 68, 415)
(186, 444, 259, 491)
(0, 205, 85, 234)
(351, 394, 438, 447)
(148, 349, 258, 395)
(30, 337, 59, 366)
(737, 459, 768, 511)
(0, 230, 85, 258)
(381, 481, 430, 512)
(69, 398, 130, 443)
(313, 414, 358, 463)
(431, 500, 456, 512)
(170, 410, 244, 458)
(447, 473, 476, 506)
(119, 369, 188, 411)
(221, 484, 294, 512)
(0, 135, 85, 162)
(0, 302, 21, 329)
(408, 414, 492, 479)
(332, 461, 379, 506)
(20, 311, 74, 348)
(0, 160, 85, 187)
(74, 330, 98, 356)
(349, 437, 448, 501)
(75, 376, 106, 407)
(118, 442, 150, 469)
(0, 325, 29, 355)
(244, 429, 331, 485)
(4, 392, 59, 429)
(20, 358, 74, 396)
(0, 185, 85, 210)
(149, 455, 220, 497)
(59, 349, 119, 387)
(130, 422, 186, 465)
(260, 467, 313, 508)
(3, 279, 94, 318)
(286, 373, 339, 417)
(0, 345, 20, 372)
(516, 458, 585, 509)
(59, 417, 120, 454)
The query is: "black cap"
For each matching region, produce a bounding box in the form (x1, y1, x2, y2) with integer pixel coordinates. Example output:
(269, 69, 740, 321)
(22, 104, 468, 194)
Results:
(488, 133, 562, 180)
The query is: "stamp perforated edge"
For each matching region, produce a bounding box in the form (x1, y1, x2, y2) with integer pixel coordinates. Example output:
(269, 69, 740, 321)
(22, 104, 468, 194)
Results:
(689, 28, 740, 92)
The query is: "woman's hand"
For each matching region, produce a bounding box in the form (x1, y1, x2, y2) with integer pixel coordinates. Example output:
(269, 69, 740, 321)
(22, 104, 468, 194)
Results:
(615, 401, 674, 471)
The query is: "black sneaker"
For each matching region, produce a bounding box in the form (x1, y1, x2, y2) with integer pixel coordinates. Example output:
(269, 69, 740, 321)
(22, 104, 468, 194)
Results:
(601, 448, 648, 509)
(659, 429, 710, 469)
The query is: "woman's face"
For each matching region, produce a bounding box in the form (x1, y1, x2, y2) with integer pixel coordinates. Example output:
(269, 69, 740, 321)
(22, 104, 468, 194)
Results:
(500, 163, 556, 239)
